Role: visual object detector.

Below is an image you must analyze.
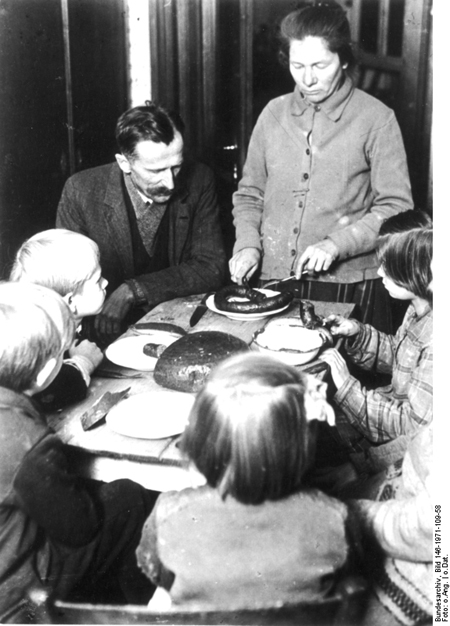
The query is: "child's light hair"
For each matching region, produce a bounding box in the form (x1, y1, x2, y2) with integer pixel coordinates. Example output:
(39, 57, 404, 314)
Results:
(10, 229, 100, 297)
(180, 353, 331, 505)
(0, 282, 75, 393)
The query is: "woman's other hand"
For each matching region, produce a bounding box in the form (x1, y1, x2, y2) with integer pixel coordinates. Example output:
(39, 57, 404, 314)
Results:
(229, 247, 261, 284)
(294, 239, 339, 278)
(319, 348, 351, 390)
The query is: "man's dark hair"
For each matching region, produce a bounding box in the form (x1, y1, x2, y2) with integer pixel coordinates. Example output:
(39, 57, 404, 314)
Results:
(278, 1, 355, 73)
(115, 100, 185, 158)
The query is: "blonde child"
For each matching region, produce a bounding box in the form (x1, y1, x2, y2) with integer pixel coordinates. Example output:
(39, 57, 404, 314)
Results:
(0, 282, 157, 621)
(137, 353, 358, 611)
(10, 228, 108, 411)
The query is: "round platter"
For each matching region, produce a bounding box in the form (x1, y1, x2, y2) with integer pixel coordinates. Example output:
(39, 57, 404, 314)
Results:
(206, 289, 290, 321)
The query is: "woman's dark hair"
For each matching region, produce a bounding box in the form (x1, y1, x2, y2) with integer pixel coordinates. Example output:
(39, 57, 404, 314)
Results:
(115, 100, 185, 158)
(278, 1, 355, 72)
(377, 228, 433, 304)
(379, 209, 433, 236)
(180, 353, 328, 505)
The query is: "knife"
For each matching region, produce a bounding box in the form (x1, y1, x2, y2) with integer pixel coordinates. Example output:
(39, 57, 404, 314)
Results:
(80, 387, 131, 431)
(129, 321, 187, 336)
(189, 293, 211, 327)
(263, 272, 309, 289)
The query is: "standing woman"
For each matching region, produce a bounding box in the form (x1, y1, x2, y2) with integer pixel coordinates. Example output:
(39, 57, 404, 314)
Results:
(229, 0, 413, 333)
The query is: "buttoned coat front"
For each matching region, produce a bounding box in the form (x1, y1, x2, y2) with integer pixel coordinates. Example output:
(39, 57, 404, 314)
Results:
(232, 78, 413, 283)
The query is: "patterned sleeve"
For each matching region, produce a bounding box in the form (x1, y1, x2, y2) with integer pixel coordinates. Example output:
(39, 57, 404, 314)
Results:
(344, 321, 396, 375)
(334, 342, 433, 442)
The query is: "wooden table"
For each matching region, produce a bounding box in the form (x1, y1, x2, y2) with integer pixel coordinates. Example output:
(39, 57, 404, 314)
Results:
(48, 295, 354, 492)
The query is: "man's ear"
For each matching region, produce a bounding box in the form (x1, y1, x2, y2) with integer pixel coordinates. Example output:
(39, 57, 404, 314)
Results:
(115, 153, 131, 174)
(34, 357, 59, 391)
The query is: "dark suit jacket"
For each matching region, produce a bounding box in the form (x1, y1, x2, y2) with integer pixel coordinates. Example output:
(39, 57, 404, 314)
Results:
(56, 161, 227, 310)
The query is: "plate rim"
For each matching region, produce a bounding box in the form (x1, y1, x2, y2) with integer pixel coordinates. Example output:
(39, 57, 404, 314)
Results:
(253, 322, 324, 354)
(206, 292, 289, 320)
(105, 333, 178, 371)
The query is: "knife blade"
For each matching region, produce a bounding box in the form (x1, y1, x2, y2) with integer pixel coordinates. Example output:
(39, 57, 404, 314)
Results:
(263, 272, 309, 289)
(80, 387, 131, 431)
(130, 321, 187, 336)
(189, 293, 210, 327)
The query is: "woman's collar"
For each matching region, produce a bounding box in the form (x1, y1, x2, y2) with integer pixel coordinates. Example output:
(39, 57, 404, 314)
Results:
(292, 75, 354, 121)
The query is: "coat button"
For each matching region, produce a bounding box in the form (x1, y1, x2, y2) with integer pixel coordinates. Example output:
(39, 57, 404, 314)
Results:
(293, 227, 299, 234)
(291, 249, 296, 256)
(303, 173, 309, 180)
(306, 148, 311, 155)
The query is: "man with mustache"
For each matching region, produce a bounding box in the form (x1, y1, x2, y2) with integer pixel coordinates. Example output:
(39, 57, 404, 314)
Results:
(56, 101, 227, 344)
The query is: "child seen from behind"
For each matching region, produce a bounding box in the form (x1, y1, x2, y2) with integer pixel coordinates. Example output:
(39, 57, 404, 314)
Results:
(137, 353, 358, 610)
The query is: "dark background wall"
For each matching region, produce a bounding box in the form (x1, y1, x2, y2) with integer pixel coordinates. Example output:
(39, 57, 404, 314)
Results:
(0, 0, 432, 278)
(0, 0, 127, 278)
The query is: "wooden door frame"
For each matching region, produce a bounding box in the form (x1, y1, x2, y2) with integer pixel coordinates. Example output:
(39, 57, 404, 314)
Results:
(238, 0, 253, 176)
(399, 0, 432, 209)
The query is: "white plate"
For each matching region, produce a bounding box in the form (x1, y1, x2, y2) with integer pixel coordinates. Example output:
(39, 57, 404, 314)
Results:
(106, 391, 195, 439)
(206, 289, 290, 321)
(251, 319, 325, 365)
(105, 332, 180, 371)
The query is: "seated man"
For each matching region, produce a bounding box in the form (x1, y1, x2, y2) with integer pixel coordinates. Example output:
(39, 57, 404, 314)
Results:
(57, 101, 227, 344)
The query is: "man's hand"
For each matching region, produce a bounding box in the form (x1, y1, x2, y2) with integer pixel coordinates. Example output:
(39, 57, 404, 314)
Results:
(228, 248, 261, 284)
(69, 339, 103, 370)
(294, 239, 339, 278)
(319, 348, 352, 390)
(94, 283, 135, 342)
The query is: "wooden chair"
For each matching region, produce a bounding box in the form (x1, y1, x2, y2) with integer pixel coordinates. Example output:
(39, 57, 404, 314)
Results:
(29, 576, 368, 625)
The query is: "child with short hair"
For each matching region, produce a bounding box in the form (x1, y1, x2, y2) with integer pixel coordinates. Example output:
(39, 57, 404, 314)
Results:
(319, 226, 433, 463)
(0, 282, 157, 622)
(10, 228, 108, 411)
(137, 353, 357, 610)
